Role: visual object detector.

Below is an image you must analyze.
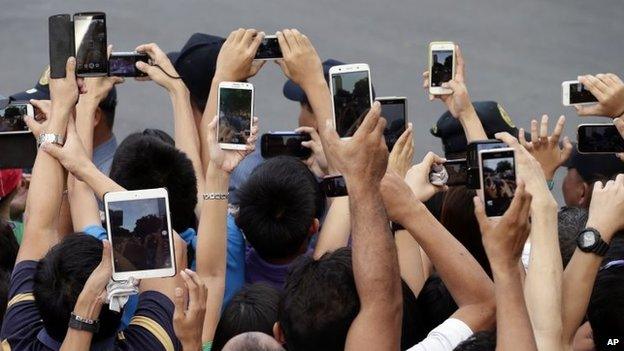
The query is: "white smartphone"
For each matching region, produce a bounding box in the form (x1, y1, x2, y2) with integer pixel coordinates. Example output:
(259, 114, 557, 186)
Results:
(477, 148, 516, 218)
(562, 80, 599, 106)
(0, 103, 34, 135)
(254, 35, 282, 60)
(428, 41, 456, 95)
(217, 81, 254, 150)
(329, 63, 373, 139)
(104, 188, 176, 281)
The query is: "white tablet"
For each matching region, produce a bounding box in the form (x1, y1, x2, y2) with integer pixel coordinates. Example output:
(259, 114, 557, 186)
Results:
(104, 188, 176, 281)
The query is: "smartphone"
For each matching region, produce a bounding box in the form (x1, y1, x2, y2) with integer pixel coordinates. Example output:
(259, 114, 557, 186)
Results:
(260, 132, 312, 159)
(0, 103, 34, 134)
(108, 52, 150, 77)
(445, 158, 468, 186)
(320, 175, 348, 197)
(218, 82, 254, 150)
(74, 12, 107, 77)
(48, 14, 75, 79)
(466, 140, 507, 189)
(562, 80, 598, 106)
(428, 41, 455, 95)
(377, 97, 407, 151)
(478, 148, 516, 218)
(255, 35, 282, 60)
(104, 188, 176, 281)
(329, 63, 373, 139)
(577, 124, 624, 154)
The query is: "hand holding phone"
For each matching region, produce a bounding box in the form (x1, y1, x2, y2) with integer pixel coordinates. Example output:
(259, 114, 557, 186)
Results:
(255, 35, 282, 60)
(562, 80, 598, 106)
(574, 74, 624, 118)
(0, 103, 34, 134)
(329, 63, 373, 138)
(428, 42, 455, 95)
(109, 52, 150, 77)
(478, 148, 517, 218)
(74, 12, 108, 77)
(217, 82, 254, 150)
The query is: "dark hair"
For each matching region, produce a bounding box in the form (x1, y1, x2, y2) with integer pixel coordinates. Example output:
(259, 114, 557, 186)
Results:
(0, 220, 18, 271)
(98, 86, 117, 129)
(415, 274, 457, 333)
(557, 207, 588, 267)
(33, 234, 121, 342)
(110, 131, 197, 232)
(236, 156, 324, 261)
(279, 248, 359, 351)
(440, 186, 492, 277)
(0, 269, 10, 326)
(587, 264, 624, 348)
(213, 283, 281, 351)
(454, 331, 496, 350)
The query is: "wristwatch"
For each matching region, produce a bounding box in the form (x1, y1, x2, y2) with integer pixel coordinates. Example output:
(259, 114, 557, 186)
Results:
(68, 312, 100, 333)
(38, 133, 64, 148)
(576, 227, 610, 256)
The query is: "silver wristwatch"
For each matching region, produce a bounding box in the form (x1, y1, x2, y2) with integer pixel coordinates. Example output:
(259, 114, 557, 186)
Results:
(38, 133, 64, 148)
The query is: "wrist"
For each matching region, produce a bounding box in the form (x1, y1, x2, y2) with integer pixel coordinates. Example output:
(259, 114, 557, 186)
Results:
(300, 74, 327, 92)
(206, 163, 229, 191)
(74, 291, 103, 320)
(168, 81, 189, 97)
(584, 219, 616, 243)
(491, 262, 522, 280)
(457, 103, 478, 122)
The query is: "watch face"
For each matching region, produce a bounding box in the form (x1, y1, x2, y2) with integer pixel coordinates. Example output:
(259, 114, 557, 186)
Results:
(582, 231, 596, 248)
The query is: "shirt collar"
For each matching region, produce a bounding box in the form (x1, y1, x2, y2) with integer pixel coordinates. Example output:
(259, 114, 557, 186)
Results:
(93, 135, 118, 165)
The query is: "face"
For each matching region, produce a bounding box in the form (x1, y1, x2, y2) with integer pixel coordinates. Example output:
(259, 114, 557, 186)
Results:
(298, 104, 317, 129)
(563, 168, 587, 208)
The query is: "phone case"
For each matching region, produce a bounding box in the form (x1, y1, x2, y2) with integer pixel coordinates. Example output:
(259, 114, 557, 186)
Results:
(48, 14, 75, 79)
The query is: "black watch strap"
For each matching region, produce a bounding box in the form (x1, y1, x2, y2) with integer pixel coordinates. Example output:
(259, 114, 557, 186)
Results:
(68, 312, 100, 333)
(594, 240, 610, 256)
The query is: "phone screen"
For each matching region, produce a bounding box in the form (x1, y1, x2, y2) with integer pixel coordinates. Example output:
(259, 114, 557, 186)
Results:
(109, 53, 148, 77)
(261, 133, 312, 159)
(430, 50, 453, 87)
(219, 87, 253, 145)
(569, 83, 598, 104)
(578, 125, 624, 153)
(379, 99, 406, 151)
(332, 70, 371, 138)
(445, 159, 468, 186)
(107, 197, 173, 272)
(255, 36, 282, 59)
(74, 13, 107, 75)
(0, 105, 30, 133)
(320, 175, 348, 197)
(481, 150, 516, 217)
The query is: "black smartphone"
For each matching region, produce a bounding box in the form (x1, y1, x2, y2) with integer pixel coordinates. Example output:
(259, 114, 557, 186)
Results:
(255, 35, 282, 60)
(261, 132, 312, 159)
(466, 140, 507, 189)
(320, 175, 348, 197)
(49, 14, 75, 79)
(479, 148, 516, 217)
(109, 52, 150, 77)
(377, 97, 407, 151)
(74, 12, 107, 77)
(445, 158, 468, 186)
(577, 124, 624, 154)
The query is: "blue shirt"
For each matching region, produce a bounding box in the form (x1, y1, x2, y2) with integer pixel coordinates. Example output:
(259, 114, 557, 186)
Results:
(93, 134, 118, 176)
(228, 145, 263, 205)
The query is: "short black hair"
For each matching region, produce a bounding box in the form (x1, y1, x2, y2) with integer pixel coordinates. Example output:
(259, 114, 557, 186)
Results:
(0, 269, 10, 326)
(110, 131, 197, 232)
(454, 331, 496, 350)
(33, 234, 121, 342)
(213, 283, 281, 350)
(98, 86, 117, 129)
(587, 264, 624, 348)
(557, 206, 588, 267)
(236, 156, 324, 260)
(279, 248, 359, 351)
(0, 220, 18, 271)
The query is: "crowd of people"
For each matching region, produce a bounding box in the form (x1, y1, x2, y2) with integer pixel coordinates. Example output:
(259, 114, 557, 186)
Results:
(1, 26, 624, 351)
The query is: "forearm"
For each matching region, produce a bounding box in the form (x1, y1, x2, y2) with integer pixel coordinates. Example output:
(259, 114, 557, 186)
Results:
(313, 196, 350, 259)
(200, 77, 225, 171)
(75, 98, 98, 155)
(459, 105, 487, 142)
(57, 191, 74, 237)
(61, 291, 103, 351)
(78, 163, 126, 199)
(396, 229, 427, 296)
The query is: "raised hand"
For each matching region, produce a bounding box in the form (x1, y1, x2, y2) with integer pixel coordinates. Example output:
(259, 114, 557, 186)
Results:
(276, 29, 324, 89)
(404, 151, 447, 202)
(519, 115, 573, 180)
(173, 269, 208, 351)
(81, 240, 113, 300)
(50, 57, 85, 115)
(214, 29, 265, 82)
(381, 169, 420, 224)
(387, 123, 414, 178)
(296, 126, 329, 177)
(24, 99, 51, 138)
(40, 118, 91, 178)
(205, 115, 258, 173)
(576, 73, 624, 118)
(135, 43, 184, 91)
(83, 45, 124, 102)
(585, 174, 624, 240)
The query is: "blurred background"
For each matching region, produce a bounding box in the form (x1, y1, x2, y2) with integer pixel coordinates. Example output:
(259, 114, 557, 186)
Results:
(1, 0, 623, 200)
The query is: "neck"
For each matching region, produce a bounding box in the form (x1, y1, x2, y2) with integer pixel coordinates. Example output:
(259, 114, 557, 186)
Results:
(93, 128, 113, 149)
(0, 203, 10, 221)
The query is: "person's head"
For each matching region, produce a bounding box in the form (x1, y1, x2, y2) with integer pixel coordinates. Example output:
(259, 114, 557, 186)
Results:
(453, 331, 496, 351)
(0, 168, 23, 216)
(276, 247, 358, 351)
(440, 186, 491, 276)
(33, 234, 121, 342)
(222, 332, 285, 351)
(587, 262, 624, 348)
(213, 283, 281, 350)
(93, 87, 117, 142)
(236, 156, 323, 262)
(110, 131, 197, 232)
(0, 219, 18, 271)
(557, 206, 588, 267)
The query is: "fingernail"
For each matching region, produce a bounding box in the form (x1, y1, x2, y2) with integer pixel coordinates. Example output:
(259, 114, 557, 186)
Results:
(184, 268, 193, 274)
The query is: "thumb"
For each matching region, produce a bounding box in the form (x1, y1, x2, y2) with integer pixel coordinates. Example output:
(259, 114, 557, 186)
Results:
(65, 57, 76, 77)
(473, 196, 488, 229)
(23, 116, 40, 133)
(575, 104, 599, 117)
(40, 142, 64, 159)
(135, 61, 151, 75)
(173, 287, 185, 319)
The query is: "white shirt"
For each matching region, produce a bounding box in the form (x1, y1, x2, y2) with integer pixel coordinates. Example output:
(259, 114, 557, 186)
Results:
(407, 318, 473, 351)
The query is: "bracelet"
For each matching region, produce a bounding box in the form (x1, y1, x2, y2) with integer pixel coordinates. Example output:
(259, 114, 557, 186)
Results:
(68, 312, 100, 333)
(203, 192, 229, 201)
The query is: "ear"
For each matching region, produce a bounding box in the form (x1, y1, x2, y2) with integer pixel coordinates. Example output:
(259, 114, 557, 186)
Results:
(309, 218, 320, 236)
(94, 108, 103, 127)
(580, 182, 591, 207)
(273, 322, 286, 345)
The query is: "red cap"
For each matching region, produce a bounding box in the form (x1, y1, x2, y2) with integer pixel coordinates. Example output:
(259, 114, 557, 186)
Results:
(0, 169, 23, 198)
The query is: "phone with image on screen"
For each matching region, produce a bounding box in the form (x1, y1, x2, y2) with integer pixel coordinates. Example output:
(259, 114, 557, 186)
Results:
(562, 80, 598, 106)
(218, 81, 254, 150)
(429, 41, 455, 95)
(478, 148, 516, 218)
(320, 174, 348, 197)
(577, 123, 624, 154)
(377, 96, 407, 151)
(0, 103, 34, 135)
(108, 52, 150, 77)
(329, 63, 373, 139)
(445, 158, 468, 186)
(74, 12, 107, 77)
(260, 132, 312, 159)
(103, 188, 176, 281)
(255, 35, 282, 60)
